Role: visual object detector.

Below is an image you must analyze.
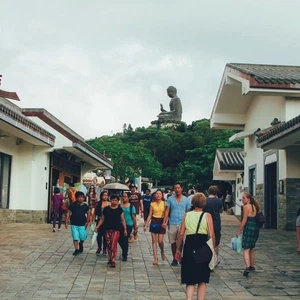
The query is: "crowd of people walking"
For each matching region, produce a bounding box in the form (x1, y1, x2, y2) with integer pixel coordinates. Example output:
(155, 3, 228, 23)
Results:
(51, 182, 269, 300)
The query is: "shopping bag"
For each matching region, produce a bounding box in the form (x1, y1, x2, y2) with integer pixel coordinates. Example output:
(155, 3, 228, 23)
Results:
(90, 231, 98, 250)
(236, 235, 242, 254)
(231, 237, 237, 250)
(89, 223, 96, 239)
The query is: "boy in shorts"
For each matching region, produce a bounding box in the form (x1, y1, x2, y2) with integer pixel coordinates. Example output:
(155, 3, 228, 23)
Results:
(65, 191, 91, 256)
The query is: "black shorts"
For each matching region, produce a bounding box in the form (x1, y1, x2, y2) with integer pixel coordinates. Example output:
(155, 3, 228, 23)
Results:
(215, 231, 221, 246)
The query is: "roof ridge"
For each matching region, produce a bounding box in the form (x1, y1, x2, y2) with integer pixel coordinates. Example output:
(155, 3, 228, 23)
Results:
(228, 63, 300, 69)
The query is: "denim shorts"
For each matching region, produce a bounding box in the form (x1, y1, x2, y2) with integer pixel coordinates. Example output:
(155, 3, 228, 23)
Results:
(71, 225, 87, 241)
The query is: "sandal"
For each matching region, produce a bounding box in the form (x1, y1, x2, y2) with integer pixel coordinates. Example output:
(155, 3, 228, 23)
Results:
(110, 262, 116, 268)
(161, 252, 166, 261)
(153, 257, 158, 265)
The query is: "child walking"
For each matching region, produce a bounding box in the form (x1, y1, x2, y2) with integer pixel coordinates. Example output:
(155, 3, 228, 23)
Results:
(65, 191, 91, 256)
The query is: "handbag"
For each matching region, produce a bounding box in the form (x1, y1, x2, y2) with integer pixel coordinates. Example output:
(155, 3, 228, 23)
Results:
(192, 212, 213, 264)
(256, 211, 265, 228)
(60, 200, 68, 213)
(150, 222, 161, 233)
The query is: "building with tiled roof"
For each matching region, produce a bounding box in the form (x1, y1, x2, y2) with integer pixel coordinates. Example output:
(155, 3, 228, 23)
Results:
(211, 63, 300, 230)
(213, 148, 245, 214)
(0, 91, 113, 224)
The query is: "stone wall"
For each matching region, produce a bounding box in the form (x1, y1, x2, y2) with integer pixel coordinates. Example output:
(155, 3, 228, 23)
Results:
(256, 184, 264, 211)
(285, 178, 300, 231)
(0, 209, 48, 224)
(278, 178, 287, 230)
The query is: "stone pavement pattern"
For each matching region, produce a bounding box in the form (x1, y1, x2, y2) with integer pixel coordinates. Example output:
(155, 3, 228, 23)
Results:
(0, 214, 299, 300)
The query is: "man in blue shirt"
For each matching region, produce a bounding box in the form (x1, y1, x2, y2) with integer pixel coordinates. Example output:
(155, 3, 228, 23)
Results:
(162, 183, 190, 266)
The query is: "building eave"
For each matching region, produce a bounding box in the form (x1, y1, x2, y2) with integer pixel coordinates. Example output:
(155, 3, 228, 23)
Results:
(0, 103, 55, 146)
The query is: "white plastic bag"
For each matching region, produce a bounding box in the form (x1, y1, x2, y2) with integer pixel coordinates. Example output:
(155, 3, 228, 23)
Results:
(231, 237, 237, 250)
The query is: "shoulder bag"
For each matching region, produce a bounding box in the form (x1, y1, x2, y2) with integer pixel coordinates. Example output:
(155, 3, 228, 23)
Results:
(192, 212, 213, 264)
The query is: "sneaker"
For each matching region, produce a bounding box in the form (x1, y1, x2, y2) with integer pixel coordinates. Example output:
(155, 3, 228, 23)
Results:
(110, 262, 116, 268)
(171, 259, 178, 266)
(243, 268, 250, 276)
(73, 249, 80, 256)
(52, 228, 56, 232)
(58, 228, 62, 231)
(79, 241, 83, 253)
(96, 248, 101, 255)
(249, 266, 255, 271)
(122, 256, 127, 262)
(107, 260, 112, 266)
(103, 248, 107, 255)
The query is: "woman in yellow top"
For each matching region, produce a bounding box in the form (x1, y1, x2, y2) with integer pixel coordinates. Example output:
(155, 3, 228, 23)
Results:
(144, 189, 167, 265)
(175, 193, 215, 300)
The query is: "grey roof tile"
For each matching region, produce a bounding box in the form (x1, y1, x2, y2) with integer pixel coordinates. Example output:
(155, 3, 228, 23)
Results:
(227, 63, 300, 87)
(216, 148, 244, 170)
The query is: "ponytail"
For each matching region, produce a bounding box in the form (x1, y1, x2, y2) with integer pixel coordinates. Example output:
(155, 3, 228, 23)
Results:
(244, 192, 261, 212)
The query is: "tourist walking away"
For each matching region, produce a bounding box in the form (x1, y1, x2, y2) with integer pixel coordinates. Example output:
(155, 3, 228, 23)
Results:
(164, 188, 172, 200)
(144, 189, 167, 265)
(162, 182, 190, 266)
(188, 190, 195, 206)
(94, 195, 127, 268)
(93, 191, 110, 255)
(236, 192, 260, 276)
(203, 185, 223, 262)
(65, 183, 76, 206)
(142, 189, 153, 222)
(65, 191, 91, 256)
(119, 192, 137, 261)
(224, 190, 232, 212)
(52, 187, 64, 232)
(175, 193, 215, 300)
(296, 208, 300, 255)
(129, 183, 143, 242)
(86, 185, 98, 215)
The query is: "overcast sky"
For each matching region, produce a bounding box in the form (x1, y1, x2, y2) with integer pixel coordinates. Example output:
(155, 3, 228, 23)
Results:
(1, 0, 300, 139)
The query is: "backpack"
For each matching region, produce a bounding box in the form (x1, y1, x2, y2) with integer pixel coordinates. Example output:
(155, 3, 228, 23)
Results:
(256, 211, 265, 228)
(67, 188, 76, 203)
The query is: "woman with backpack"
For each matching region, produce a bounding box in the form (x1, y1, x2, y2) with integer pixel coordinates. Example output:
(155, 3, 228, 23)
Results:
(236, 192, 261, 276)
(119, 192, 137, 261)
(93, 191, 110, 255)
(144, 189, 167, 265)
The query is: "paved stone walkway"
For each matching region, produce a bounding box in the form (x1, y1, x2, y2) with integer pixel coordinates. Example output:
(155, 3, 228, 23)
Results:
(0, 214, 299, 299)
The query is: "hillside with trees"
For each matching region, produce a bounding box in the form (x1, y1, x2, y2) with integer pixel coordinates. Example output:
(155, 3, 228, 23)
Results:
(86, 119, 243, 191)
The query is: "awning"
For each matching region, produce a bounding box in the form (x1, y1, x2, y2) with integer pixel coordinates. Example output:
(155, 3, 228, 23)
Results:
(64, 142, 113, 169)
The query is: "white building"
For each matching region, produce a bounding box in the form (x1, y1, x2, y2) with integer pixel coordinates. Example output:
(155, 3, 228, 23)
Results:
(213, 148, 244, 215)
(211, 63, 300, 230)
(0, 90, 113, 223)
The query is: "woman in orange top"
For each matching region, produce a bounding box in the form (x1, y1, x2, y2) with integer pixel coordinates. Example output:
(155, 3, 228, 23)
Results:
(144, 189, 167, 265)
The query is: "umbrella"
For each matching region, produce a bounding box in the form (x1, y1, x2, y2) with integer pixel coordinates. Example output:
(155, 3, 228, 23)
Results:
(102, 183, 129, 190)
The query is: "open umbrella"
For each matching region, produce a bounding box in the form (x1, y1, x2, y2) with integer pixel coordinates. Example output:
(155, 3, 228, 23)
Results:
(103, 183, 129, 190)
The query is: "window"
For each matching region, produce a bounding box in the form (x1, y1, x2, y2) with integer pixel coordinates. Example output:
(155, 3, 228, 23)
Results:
(249, 167, 256, 196)
(0, 152, 11, 208)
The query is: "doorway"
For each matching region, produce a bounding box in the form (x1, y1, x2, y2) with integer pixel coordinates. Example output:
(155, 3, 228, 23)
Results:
(264, 162, 277, 229)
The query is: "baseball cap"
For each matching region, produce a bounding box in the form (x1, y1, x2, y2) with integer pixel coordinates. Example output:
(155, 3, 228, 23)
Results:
(129, 183, 137, 188)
